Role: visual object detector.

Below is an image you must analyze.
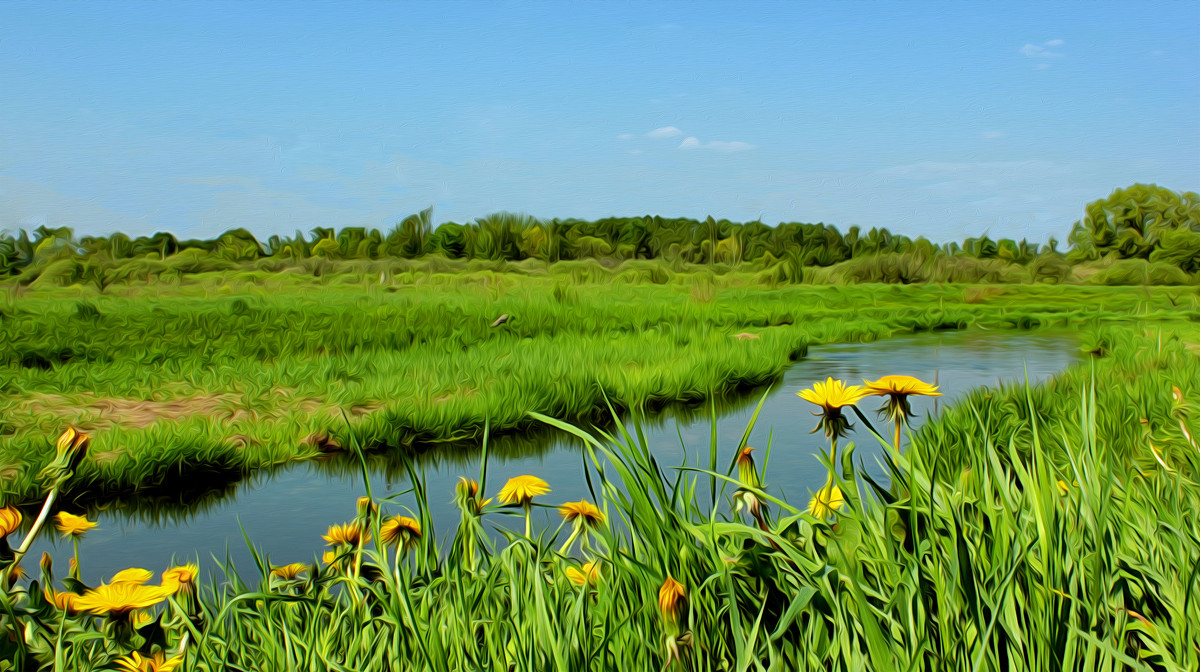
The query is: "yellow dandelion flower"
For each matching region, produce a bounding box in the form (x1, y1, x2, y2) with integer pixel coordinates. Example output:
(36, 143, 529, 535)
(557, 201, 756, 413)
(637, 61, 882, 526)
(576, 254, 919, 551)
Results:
(864, 374, 942, 426)
(565, 561, 601, 587)
(863, 375, 942, 398)
(43, 588, 80, 614)
(323, 522, 369, 547)
(161, 564, 198, 593)
(558, 501, 604, 528)
(380, 516, 422, 548)
(0, 506, 22, 537)
(808, 484, 845, 519)
(113, 650, 183, 672)
(797, 378, 870, 412)
(797, 378, 870, 440)
(110, 568, 153, 585)
(658, 575, 686, 623)
(54, 512, 97, 538)
(270, 563, 308, 580)
(497, 475, 550, 505)
(74, 582, 172, 617)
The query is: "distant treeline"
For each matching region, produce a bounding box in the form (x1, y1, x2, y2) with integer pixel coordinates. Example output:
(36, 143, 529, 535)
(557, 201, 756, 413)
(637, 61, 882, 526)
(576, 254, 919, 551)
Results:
(2, 183, 1197, 286)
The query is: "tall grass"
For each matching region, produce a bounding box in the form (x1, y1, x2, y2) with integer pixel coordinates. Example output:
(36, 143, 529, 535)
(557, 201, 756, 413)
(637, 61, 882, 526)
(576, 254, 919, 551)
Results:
(2, 279, 1194, 504)
(2, 321, 1196, 670)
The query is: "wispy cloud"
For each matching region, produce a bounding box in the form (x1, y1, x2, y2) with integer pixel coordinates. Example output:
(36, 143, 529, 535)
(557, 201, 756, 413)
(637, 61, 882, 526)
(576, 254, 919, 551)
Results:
(1019, 39, 1064, 59)
(645, 126, 683, 139)
(616, 133, 634, 140)
(679, 136, 756, 152)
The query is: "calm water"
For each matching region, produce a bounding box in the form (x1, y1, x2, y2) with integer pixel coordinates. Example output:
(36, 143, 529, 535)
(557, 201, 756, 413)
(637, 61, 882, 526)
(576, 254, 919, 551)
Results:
(30, 329, 1079, 582)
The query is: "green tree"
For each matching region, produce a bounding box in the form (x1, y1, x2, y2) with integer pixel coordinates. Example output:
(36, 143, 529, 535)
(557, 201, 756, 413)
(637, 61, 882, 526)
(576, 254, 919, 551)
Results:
(1068, 184, 1200, 263)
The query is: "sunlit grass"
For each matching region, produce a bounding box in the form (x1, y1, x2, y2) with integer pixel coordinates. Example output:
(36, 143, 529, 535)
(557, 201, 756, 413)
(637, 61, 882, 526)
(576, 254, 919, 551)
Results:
(0, 318, 1196, 670)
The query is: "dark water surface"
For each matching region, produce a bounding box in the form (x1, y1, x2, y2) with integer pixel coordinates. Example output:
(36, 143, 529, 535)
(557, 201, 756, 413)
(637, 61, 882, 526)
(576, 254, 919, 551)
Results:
(30, 329, 1079, 582)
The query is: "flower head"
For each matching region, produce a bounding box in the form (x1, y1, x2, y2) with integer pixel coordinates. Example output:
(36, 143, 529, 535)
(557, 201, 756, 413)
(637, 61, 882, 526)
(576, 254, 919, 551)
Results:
(74, 581, 172, 618)
(0, 506, 22, 537)
(658, 575, 687, 623)
(380, 516, 422, 550)
(565, 561, 601, 587)
(161, 564, 198, 593)
(863, 375, 941, 422)
(43, 588, 80, 614)
(54, 511, 97, 538)
(558, 501, 604, 529)
(797, 378, 869, 439)
(808, 484, 845, 520)
(323, 522, 369, 547)
(498, 475, 550, 505)
(797, 378, 870, 412)
(113, 651, 183, 672)
(270, 563, 308, 580)
(110, 568, 153, 585)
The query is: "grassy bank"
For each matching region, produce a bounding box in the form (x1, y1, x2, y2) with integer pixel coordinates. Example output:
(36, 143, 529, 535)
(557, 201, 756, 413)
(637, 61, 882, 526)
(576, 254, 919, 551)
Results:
(1, 274, 1196, 503)
(0, 320, 1196, 670)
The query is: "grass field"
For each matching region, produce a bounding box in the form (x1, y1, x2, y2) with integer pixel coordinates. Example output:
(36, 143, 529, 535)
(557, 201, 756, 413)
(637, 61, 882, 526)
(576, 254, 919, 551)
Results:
(0, 315, 1196, 670)
(1, 268, 1197, 504)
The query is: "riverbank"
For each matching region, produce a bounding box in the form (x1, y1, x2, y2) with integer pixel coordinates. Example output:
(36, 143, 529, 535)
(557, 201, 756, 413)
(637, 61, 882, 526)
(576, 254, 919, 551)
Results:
(1, 278, 1194, 503)
(2, 319, 1196, 670)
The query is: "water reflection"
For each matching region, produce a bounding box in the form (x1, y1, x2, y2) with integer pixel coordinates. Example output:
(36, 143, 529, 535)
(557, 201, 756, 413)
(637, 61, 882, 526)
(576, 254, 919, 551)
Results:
(27, 329, 1080, 582)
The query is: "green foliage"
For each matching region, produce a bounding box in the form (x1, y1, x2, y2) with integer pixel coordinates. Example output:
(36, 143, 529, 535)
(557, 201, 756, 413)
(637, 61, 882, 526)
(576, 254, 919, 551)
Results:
(1068, 183, 1200, 266)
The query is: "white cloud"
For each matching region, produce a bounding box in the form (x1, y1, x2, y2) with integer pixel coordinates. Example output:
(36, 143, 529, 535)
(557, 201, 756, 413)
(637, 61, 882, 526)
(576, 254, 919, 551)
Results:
(1019, 40, 1064, 59)
(645, 126, 683, 139)
(981, 131, 1005, 140)
(616, 133, 634, 140)
(706, 140, 756, 152)
(678, 136, 755, 152)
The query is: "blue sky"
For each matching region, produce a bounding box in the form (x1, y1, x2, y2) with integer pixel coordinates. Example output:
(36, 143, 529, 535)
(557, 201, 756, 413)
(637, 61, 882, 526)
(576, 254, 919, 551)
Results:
(2, 1, 1197, 243)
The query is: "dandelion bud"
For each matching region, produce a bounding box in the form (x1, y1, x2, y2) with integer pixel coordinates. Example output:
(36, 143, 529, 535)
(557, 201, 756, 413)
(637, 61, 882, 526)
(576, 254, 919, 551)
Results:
(40, 552, 52, 576)
(658, 575, 686, 624)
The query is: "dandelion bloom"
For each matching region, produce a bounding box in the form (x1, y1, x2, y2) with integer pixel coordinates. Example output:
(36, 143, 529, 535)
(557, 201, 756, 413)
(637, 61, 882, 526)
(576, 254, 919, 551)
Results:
(270, 563, 308, 580)
(323, 522, 369, 547)
(110, 568, 154, 585)
(43, 588, 80, 614)
(863, 375, 942, 422)
(113, 651, 183, 672)
(798, 378, 870, 440)
(0, 506, 22, 537)
(54, 512, 97, 538)
(808, 484, 845, 519)
(161, 564, 198, 593)
(797, 378, 870, 412)
(380, 516, 422, 548)
(658, 575, 687, 623)
(74, 582, 172, 617)
(498, 475, 550, 505)
(558, 501, 604, 528)
(565, 561, 601, 587)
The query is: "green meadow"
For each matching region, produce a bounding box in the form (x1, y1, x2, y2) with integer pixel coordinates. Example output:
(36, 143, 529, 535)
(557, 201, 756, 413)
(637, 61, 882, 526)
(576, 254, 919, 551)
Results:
(0, 292, 1196, 670)
(1, 268, 1193, 503)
